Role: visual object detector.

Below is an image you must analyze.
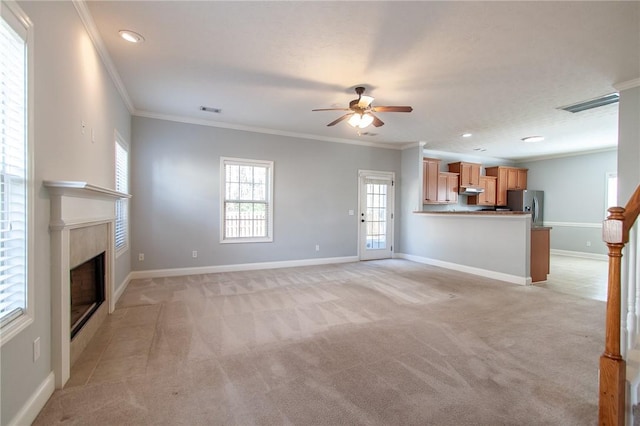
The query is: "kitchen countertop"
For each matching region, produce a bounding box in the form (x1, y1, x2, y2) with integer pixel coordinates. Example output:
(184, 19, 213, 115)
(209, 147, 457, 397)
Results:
(413, 210, 529, 216)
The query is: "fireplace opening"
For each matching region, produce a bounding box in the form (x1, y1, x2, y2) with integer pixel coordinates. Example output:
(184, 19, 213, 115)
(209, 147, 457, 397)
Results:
(70, 252, 105, 339)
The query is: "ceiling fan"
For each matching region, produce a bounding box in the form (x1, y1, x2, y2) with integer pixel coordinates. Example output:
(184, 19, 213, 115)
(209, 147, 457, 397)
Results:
(312, 86, 413, 129)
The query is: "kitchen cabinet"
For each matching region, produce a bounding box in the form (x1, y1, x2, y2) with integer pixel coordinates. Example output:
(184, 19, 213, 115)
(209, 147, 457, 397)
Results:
(448, 162, 481, 193)
(437, 172, 459, 203)
(468, 176, 497, 206)
(507, 168, 527, 190)
(531, 227, 551, 282)
(485, 166, 528, 206)
(423, 158, 440, 203)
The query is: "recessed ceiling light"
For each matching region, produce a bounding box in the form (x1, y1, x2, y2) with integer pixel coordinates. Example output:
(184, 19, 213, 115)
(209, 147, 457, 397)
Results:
(119, 30, 145, 43)
(473, 147, 487, 152)
(521, 136, 544, 143)
(462, 133, 472, 138)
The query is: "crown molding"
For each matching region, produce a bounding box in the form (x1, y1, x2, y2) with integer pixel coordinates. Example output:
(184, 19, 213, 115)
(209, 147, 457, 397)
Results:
(72, 0, 135, 113)
(513, 146, 617, 163)
(614, 78, 640, 91)
(133, 110, 406, 150)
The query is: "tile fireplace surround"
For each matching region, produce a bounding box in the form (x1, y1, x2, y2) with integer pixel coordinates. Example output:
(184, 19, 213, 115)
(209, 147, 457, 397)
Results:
(44, 181, 130, 389)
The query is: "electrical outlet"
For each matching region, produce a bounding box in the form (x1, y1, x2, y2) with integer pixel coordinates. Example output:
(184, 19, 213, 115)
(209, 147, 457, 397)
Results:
(192, 250, 198, 258)
(139, 253, 144, 261)
(586, 241, 591, 247)
(33, 337, 40, 362)
(315, 244, 320, 251)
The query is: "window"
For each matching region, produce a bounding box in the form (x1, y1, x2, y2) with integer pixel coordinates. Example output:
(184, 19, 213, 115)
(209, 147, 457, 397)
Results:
(221, 157, 273, 243)
(115, 134, 129, 253)
(1, 2, 33, 343)
(605, 172, 618, 218)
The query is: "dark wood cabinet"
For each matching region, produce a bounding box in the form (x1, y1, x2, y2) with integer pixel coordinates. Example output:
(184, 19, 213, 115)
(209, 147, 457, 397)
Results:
(531, 227, 551, 282)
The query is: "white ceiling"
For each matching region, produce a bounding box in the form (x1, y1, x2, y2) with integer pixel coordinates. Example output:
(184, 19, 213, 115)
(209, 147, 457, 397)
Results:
(84, 1, 640, 160)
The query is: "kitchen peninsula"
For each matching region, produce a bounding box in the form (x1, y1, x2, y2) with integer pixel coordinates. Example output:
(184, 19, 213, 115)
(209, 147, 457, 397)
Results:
(409, 210, 550, 285)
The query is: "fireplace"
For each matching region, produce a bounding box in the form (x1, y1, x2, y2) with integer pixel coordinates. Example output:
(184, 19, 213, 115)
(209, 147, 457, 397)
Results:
(45, 180, 131, 389)
(70, 252, 105, 339)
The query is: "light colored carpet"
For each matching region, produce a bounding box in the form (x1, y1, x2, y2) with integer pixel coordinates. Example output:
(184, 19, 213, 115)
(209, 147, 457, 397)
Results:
(34, 259, 604, 425)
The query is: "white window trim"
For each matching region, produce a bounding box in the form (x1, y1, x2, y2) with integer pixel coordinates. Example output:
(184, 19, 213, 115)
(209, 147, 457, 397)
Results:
(220, 157, 274, 244)
(114, 130, 129, 257)
(0, 1, 35, 347)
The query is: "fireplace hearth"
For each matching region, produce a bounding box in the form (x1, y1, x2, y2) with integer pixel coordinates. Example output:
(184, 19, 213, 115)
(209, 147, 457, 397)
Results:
(70, 252, 105, 339)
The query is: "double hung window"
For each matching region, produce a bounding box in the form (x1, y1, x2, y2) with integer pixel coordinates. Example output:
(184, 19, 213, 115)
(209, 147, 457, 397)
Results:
(1, 2, 33, 343)
(221, 158, 273, 242)
(115, 135, 129, 253)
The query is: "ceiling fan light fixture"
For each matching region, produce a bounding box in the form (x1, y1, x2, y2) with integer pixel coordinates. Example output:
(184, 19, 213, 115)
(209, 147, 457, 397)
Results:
(348, 114, 361, 127)
(348, 113, 374, 129)
(358, 95, 374, 108)
(359, 113, 374, 128)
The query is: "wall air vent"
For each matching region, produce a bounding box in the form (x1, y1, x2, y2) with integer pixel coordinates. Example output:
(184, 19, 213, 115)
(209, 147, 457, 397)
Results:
(558, 93, 619, 113)
(200, 106, 222, 113)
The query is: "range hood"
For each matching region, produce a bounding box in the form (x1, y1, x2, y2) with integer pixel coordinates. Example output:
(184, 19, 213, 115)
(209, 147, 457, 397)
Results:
(460, 185, 485, 195)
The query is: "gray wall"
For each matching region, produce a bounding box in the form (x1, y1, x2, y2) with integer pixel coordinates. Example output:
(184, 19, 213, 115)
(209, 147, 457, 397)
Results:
(398, 146, 528, 279)
(130, 116, 401, 271)
(2, 2, 131, 424)
(520, 149, 617, 255)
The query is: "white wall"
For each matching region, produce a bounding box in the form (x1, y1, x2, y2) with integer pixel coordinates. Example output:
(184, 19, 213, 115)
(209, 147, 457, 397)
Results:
(1, 2, 131, 424)
(617, 86, 640, 203)
(130, 116, 401, 271)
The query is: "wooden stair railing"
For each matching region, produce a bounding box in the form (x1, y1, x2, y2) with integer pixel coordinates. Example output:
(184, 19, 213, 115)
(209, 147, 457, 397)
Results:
(600, 184, 640, 426)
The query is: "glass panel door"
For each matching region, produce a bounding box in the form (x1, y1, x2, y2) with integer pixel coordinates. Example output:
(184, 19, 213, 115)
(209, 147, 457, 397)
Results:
(359, 172, 394, 260)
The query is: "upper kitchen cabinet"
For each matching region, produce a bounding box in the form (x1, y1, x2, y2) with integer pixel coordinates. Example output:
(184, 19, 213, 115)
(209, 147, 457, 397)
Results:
(448, 162, 481, 193)
(468, 176, 497, 206)
(507, 168, 528, 190)
(423, 158, 440, 203)
(485, 166, 528, 206)
(438, 172, 459, 204)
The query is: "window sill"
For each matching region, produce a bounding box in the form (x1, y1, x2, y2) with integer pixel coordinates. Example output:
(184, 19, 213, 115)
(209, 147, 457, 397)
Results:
(0, 313, 33, 348)
(221, 237, 273, 244)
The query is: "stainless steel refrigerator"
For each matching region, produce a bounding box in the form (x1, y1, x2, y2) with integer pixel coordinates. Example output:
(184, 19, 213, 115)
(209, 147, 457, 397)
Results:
(507, 190, 544, 227)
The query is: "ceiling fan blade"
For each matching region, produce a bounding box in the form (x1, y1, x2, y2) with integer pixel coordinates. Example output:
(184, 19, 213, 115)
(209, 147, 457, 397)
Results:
(371, 106, 413, 113)
(312, 108, 350, 112)
(358, 95, 374, 108)
(327, 113, 353, 126)
(370, 113, 384, 127)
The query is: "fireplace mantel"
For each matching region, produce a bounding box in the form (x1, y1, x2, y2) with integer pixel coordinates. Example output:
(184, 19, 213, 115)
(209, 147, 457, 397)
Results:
(44, 180, 130, 231)
(44, 180, 131, 200)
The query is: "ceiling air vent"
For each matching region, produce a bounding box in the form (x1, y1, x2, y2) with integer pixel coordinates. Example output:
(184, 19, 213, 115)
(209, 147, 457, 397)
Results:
(558, 93, 619, 113)
(200, 106, 222, 113)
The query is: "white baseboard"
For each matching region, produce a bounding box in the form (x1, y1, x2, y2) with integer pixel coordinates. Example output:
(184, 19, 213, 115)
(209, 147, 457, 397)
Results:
(550, 249, 608, 261)
(130, 256, 360, 280)
(395, 253, 531, 286)
(7, 371, 54, 426)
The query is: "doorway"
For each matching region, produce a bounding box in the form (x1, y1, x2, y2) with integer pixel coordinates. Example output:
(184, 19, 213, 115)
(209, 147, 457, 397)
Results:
(358, 170, 394, 260)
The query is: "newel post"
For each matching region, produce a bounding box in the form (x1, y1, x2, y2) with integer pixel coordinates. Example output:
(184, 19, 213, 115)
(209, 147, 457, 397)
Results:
(599, 206, 626, 426)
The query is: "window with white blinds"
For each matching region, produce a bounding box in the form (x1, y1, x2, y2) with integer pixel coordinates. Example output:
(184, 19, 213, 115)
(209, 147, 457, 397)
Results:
(115, 137, 129, 253)
(221, 157, 273, 243)
(1, 4, 30, 335)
